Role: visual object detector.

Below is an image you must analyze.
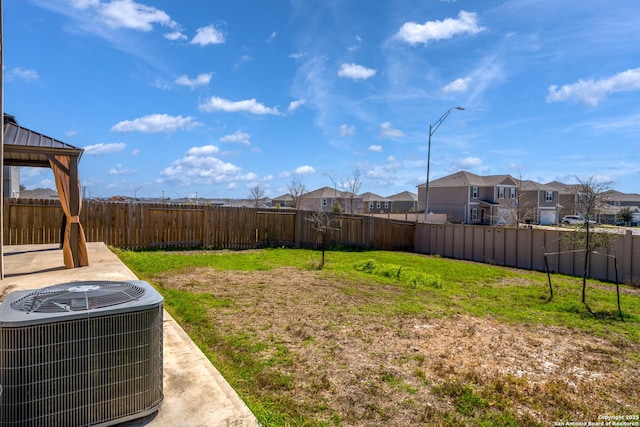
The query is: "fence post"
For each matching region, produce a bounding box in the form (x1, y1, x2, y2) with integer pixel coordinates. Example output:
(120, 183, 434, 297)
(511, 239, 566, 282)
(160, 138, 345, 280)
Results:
(623, 230, 633, 283)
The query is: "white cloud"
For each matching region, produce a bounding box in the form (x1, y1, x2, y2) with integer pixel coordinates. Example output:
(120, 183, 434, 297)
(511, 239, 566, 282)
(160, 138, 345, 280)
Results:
(396, 10, 485, 45)
(294, 165, 315, 175)
(339, 124, 356, 136)
(108, 163, 138, 175)
(369, 145, 383, 152)
(348, 35, 362, 51)
(186, 145, 220, 155)
(199, 97, 280, 115)
(220, 131, 251, 145)
(338, 63, 376, 80)
(152, 78, 171, 90)
(68, 0, 99, 10)
(279, 164, 316, 178)
(466, 56, 504, 103)
(380, 122, 405, 139)
(130, 149, 141, 156)
(83, 142, 126, 155)
(234, 55, 252, 69)
(546, 68, 640, 107)
(363, 156, 403, 182)
(111, 114, 201, 133)
(190, 24, 225, 46)
(287, 99, 305, 113)
(164, 31, 187, 41)
(7, 67, 39, 81)
(452, 156, 483, 169)
(266, 32, 277, 43)
(443, 77, 472, 93)
(99, 0, 177, 31)
(159, 145, 249, 186)
(175, 72, 212, 89)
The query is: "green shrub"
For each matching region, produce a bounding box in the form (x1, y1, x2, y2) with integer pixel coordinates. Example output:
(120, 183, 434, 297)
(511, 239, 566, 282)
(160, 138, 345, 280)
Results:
(410, 272, 444, 289)
(354, 259, 377, 273)
(355, 259, 443, 289)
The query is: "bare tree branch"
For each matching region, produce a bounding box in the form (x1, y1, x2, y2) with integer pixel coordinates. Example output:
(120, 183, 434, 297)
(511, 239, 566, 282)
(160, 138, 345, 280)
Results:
(343, 168, 363, 214)
(249, 185, 266, 209)
(287, 178, 307, 211)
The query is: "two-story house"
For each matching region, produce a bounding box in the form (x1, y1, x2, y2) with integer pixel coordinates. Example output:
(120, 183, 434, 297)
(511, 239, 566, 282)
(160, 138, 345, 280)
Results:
(361, 192, 393, 214)
(516, 180, 561, 225)
(417, 171, 519, 224)
(544, 183, 640, 224)
(418, 171, 562, 225)
(545, 181, 577, 219)
(601, 190, 640, 224)
(298, 186, 364, 213)
(388, 191, 418, 213)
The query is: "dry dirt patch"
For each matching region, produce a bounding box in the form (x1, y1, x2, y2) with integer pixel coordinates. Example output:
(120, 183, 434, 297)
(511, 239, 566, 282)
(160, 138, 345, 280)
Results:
(155, 266, 640, 426)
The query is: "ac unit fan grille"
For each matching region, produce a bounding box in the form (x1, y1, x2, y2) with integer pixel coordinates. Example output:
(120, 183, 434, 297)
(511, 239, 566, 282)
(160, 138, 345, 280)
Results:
(10, 281, 146, 314)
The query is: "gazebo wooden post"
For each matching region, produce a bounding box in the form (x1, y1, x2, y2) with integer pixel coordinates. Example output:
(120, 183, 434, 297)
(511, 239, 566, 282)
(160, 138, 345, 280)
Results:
(69, 154, 80, 267)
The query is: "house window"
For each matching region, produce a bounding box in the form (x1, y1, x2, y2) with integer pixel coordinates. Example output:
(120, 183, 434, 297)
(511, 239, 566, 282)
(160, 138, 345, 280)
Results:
(384, 202, 389, 209)
(510, 188, 516, 199)
(545, 191, 553, 202)
(322, 198, 327, 207)
(498, 187, 505, 199)
(376, 201, 381, 209)
(369, 202, 374, 209)
(472, 187, 479, 198)
(471, 208, 478, 221)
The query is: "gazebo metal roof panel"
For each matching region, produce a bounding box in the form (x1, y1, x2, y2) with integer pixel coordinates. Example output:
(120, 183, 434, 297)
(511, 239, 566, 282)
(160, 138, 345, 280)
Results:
(3, 121, 83, 167)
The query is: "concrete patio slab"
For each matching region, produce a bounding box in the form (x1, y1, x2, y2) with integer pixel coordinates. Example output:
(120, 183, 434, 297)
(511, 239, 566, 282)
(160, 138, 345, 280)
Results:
(0, 242, 260, 427)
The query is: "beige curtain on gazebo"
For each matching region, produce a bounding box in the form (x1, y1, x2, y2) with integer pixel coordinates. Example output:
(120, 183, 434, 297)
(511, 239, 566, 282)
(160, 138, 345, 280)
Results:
(49, 154, 89, 268)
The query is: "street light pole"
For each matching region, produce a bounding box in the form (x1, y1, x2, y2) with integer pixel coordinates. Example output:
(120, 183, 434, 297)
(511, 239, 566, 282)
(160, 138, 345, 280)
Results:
(424, 106, 465, 223)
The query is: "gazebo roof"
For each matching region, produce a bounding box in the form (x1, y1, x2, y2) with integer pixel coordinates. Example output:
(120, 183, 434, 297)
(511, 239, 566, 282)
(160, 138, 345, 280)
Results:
(3, 114, 83, 167)
(2, 113, 89, 270)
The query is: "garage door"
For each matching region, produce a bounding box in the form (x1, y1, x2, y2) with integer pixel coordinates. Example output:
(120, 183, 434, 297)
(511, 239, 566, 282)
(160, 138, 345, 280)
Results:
(539, 210, 556, 225)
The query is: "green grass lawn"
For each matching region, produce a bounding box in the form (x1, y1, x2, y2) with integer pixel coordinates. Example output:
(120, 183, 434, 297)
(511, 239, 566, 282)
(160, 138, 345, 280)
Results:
(115, 248, 640, 426)
(116, 248, 639, 340)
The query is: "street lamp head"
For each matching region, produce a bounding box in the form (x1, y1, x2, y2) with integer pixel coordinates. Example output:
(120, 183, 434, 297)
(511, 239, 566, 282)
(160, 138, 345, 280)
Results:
(455, 106, 465, 111)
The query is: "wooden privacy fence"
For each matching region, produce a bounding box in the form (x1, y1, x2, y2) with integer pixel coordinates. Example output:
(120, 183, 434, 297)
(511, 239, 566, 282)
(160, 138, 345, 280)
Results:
(417, 223, 640, 285)
(3, 199, 415, 251)
(5, 198, 639, 284)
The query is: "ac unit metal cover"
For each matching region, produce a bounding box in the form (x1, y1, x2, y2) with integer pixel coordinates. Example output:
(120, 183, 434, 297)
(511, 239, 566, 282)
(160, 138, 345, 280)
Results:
(0, 280, 164, 427)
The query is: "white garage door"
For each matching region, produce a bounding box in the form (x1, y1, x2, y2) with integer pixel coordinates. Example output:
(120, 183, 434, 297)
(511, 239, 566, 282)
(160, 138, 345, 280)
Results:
(539, 210, 556, 225)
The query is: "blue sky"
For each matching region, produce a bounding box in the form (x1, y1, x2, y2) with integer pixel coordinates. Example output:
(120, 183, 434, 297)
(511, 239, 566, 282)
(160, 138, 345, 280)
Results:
(5, 0, 640, 200)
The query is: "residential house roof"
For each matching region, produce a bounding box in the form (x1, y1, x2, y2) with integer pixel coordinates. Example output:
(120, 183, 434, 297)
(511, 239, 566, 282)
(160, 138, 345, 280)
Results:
(420, 171, 517, 188)
(603, 190, 640, 203)
(18, 188, 59, 199)
(518, 180, 556, 192)
(304, 186, 348, 199)
(545, 181, 577, 194)
(388, 191, 417, 202)
(272, 193, 293, 202)
(360, 192, 392, 202)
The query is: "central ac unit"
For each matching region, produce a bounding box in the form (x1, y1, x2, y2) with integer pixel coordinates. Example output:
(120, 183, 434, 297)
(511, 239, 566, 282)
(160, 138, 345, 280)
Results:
(0, 280, 164, 427)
